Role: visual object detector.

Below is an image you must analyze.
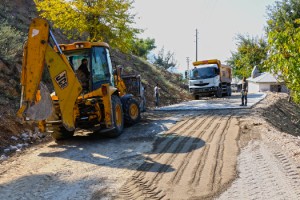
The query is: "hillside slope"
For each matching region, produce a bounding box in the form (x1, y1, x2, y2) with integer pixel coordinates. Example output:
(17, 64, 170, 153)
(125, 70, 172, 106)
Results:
(0, 0, 190, 152)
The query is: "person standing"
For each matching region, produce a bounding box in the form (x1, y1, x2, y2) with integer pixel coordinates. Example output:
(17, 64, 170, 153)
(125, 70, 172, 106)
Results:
(240, 77, 248, 106)
(154, 84, 160, 107)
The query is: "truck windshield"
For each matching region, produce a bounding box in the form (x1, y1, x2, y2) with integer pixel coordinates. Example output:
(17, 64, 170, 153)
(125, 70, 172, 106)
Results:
(190, 66, 218, 80)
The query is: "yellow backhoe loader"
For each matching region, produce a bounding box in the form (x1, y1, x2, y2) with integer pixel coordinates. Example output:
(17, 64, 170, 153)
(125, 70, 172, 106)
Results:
(17, 18, 142, 140)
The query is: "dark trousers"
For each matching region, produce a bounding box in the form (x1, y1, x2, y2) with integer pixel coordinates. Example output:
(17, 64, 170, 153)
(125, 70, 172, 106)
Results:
(155, 94, 159, 107)
(241, 92, 247, 105)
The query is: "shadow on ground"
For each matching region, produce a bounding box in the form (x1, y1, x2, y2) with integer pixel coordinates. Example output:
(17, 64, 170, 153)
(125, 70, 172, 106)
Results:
(38, 111, 206, 173)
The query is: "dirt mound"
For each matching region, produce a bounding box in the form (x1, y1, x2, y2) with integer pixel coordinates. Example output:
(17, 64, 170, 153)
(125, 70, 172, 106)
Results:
(262, 93, 300, 137)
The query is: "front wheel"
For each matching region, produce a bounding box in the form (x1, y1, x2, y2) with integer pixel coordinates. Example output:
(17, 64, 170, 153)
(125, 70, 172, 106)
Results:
(215, 87, 222, 98)
(124, 98, 141, 126)
(104, 95, 124, 138)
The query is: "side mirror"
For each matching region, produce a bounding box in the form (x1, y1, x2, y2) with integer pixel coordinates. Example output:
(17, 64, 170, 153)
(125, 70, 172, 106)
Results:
(216, 68, 220, 75)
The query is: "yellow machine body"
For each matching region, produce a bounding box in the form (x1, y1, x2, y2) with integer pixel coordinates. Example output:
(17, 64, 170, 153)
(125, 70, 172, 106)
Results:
(17, 18, 118, 134)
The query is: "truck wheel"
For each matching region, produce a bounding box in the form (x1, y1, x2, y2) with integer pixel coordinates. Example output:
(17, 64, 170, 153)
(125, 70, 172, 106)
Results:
(194, 95, 200, 100)
(104, 95, 124, 137)
(47, 124, 74, 141)
(124, 98, 141, 125)
(215, 87, 222, 98)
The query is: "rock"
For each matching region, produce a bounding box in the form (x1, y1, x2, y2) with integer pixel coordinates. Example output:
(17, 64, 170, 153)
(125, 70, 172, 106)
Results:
(9, 145, 18, 151)
(11, 136, 18, 140)
(21, 133, 29, 138)
(23, 143, 29, 147)
(4, 148, 10, 153)
(0, 155, 8, 161)
(16, 144, 23, 149)
(243, 125, 248, 129)
(38, 133, 45, 138)
(253, 122, 262, 126)
(32, 133, 38, 139)
(34, 127, 40, 134)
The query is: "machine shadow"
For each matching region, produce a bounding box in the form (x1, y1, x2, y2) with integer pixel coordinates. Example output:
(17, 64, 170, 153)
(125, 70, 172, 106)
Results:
(39, 116, 206, 173)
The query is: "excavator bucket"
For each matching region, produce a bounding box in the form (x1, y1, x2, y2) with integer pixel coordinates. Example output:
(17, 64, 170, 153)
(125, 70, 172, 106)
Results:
(26, 82, 54, 120)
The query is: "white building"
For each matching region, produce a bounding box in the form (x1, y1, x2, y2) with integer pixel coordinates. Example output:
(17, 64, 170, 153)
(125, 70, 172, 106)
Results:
(247, 72, 287, 93)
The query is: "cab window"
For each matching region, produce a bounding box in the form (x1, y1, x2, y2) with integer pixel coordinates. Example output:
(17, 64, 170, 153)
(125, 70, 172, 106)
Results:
(91, 47, 111, 89)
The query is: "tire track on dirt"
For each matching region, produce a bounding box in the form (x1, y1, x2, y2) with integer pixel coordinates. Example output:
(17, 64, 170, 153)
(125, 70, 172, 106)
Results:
(116, 115, 208, 200)
(168, 115, 214, 185)
(117, 112, 240, 200)
(218, 141, 300, 200)
(210, 115, 232, 191)
(149, 116, 209, 186)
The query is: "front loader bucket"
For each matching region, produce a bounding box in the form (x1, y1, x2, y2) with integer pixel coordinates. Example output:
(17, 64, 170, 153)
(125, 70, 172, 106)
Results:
(25, 83, 54, 121)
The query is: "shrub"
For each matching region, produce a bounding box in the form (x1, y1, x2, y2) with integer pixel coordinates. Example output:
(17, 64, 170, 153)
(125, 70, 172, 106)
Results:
(0, 21, 25, 63)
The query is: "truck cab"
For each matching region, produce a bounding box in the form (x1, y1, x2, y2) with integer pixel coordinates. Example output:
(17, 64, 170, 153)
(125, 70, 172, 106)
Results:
(189, 59, 232, 99)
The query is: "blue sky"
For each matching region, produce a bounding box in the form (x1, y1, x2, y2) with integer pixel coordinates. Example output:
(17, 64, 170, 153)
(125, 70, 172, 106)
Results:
(133, 0, 277, 71)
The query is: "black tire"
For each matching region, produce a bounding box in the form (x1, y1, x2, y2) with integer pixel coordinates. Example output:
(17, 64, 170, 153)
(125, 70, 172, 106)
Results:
(123, 98, 141, 125)
(194, 95, 200, 100)
(215, 87, 222, 98)
(47, 124, 74, 141)
(103, 95, 124, 137)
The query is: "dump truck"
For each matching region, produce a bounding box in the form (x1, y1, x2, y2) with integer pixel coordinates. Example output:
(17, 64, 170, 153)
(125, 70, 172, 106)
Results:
(17, 18, 143, 140)
(189, 59, 232, 99)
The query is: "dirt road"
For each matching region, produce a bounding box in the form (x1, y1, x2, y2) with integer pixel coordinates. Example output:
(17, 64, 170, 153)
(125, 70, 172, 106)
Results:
(1, 93, 300, 200)
(116, 111, 239, 200)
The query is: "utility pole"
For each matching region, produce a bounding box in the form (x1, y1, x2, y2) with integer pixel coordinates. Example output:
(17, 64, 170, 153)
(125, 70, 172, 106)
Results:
(195, 29, 198, 61)
(186, 57, 190, 81)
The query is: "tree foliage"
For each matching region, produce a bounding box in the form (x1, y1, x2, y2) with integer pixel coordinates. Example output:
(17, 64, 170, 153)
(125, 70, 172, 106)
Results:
(153, 47, 177, 70)
(131, 37, 156, 59)
(34, 0, 141, 53)
(266, 0, 300, 103)
(226, 34, 268, 78)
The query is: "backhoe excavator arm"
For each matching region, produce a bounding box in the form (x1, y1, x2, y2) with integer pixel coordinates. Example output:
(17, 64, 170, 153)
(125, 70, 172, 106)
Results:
(17, 18, 82, 131)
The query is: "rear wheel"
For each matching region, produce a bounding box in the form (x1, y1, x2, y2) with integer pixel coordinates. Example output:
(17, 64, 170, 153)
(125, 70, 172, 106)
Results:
(103, 95, 124, 137)
(194, 95, 200, 100)
(124, 98, 141, 125)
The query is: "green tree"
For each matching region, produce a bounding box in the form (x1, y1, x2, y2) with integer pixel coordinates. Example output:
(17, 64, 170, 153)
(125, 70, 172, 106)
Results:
(266, 0, 300, 103)
(153, 47, 177, 70)
(34, 0, 141, 53)
(226, 34, 268, 78)
(0, 21, 25, 63)
(131, 37, 156, 59)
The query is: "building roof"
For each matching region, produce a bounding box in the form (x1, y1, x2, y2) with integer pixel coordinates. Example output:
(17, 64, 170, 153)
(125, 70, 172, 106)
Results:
(247, 72, 278, 83)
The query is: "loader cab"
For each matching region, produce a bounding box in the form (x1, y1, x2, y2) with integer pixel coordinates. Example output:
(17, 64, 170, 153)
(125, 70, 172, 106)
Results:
(59, 42, 114, 92)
